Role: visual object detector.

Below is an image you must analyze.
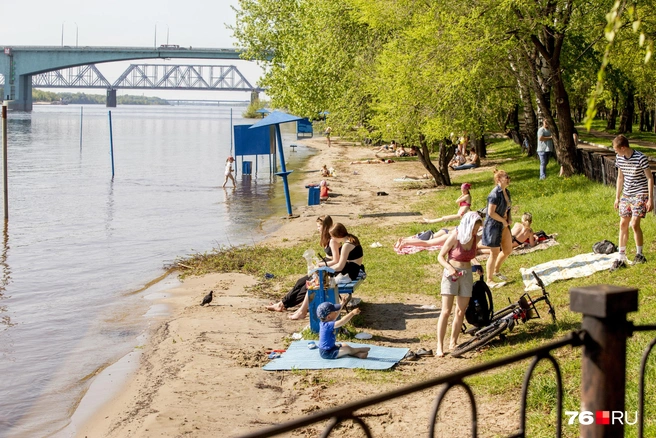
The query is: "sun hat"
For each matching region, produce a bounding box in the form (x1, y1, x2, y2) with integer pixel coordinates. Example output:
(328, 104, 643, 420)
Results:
(317, 302, 341, 320)
(461, 183, 471, 191)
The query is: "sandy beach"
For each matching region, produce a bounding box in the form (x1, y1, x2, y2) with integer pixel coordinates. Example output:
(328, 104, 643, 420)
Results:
(74, 137, 517, 437)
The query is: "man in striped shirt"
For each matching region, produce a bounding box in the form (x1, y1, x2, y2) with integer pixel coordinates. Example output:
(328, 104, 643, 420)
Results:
(610, 135, 654, 271)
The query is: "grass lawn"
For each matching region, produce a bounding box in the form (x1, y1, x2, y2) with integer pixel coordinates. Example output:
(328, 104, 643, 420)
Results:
(579, 119, 656, 159)
(183, 138, 656, 437)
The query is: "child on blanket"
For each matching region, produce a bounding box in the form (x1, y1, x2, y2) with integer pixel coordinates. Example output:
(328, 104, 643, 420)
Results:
(317, 302, 370, 359)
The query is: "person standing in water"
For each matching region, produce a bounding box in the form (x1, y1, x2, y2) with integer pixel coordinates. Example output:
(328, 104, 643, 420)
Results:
(223, 156, 236, 188)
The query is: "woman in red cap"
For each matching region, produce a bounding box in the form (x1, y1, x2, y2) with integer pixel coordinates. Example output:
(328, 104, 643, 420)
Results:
(222, 156, 236, 188)
(423, 183, 472, 223)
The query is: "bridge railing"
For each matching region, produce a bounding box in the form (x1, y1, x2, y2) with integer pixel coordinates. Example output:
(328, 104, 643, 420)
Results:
(235, 285, 655, 438)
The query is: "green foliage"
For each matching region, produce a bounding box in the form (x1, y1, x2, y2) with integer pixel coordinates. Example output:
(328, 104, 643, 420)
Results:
(31, 89, 169, 105)
(242, 98, 270, 119)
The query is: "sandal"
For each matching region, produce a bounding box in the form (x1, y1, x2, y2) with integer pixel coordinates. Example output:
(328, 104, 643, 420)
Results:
(416, 348, 434, 357)
(403, 351, 419, 361)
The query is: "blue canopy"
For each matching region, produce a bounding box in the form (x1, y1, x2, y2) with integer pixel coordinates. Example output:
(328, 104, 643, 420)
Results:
(249, 110, 303, 128)
(249, 111, 304, 216)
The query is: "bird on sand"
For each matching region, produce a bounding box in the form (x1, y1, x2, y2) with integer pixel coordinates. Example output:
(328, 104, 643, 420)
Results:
(200, 290, 214, 306)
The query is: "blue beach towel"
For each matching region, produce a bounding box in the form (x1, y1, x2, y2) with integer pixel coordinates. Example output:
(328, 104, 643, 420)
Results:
(263, 341, 409, 371)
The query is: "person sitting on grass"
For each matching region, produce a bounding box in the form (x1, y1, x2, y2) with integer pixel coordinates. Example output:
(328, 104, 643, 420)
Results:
(452, 147, 480, 171)
(423, 183, 472, 223)
(317, 302, 370, 360)
(510, 212, 538, 248)
(448, 150, 467, 169)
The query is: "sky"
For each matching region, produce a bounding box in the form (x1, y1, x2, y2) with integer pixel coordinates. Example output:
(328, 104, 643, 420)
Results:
(0, 0, 265, 101)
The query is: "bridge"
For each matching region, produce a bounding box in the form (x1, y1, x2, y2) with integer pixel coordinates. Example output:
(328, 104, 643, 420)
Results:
(0, 45, 256, 111)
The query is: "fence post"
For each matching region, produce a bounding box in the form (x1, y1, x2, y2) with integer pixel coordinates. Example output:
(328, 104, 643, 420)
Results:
(570, 284, 638, 437)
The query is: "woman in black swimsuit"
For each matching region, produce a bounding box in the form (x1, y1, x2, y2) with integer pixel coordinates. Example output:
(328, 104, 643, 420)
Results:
(266, 216, 339, 313)
(288, 223, 364, 320)
(326, 223, 364, 280)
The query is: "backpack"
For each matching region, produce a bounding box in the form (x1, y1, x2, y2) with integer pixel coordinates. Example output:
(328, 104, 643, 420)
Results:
(465, 275, 494, 328)
(593, 240, 617, 254)
(535, 230, 549, 242)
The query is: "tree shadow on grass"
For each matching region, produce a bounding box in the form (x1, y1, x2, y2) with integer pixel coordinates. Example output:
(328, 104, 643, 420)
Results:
(359, 302, 439, 337)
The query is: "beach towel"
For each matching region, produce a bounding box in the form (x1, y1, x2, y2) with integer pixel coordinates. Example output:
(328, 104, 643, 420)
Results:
(520, 252, 616, 291)
(394, 244, 443, 255)
(263, 341, 409, 371)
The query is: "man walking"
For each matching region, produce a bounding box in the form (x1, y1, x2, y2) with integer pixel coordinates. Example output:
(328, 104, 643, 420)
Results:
(610, 134, 654, 271)
(537, 119, 554, 180)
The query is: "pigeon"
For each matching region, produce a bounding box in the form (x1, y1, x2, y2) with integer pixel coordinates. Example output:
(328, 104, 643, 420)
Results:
(200, 290, 214, 306)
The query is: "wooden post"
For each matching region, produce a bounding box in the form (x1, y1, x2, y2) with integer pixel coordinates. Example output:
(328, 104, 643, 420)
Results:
(1, 102, 8, 220)
(108, 111, 115, 178)
(570, 285, 638, 437)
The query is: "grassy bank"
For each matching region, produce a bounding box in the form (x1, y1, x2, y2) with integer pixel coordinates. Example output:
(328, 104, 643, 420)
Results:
(181, 138, 656, 437)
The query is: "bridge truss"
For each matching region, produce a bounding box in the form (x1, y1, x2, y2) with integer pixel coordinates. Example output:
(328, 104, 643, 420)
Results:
(17, 64, 258, 91)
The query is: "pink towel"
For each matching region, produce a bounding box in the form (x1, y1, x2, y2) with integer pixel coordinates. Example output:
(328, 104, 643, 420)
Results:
(394, 244, 443, 255)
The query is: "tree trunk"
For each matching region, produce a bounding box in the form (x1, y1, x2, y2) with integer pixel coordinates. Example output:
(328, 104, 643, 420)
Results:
(417, 134, 451, 186)
(638, 97, 646, 131)
(472, 135, 486, 158)
(509, 55, 539, 156)
(618, 86, 634, 134)
(606, 97, 617, 130)
(552, 69, 578, 176)
(504, 105, 522, 146)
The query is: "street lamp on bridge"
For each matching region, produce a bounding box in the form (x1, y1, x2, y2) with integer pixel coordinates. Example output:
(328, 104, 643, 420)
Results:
(154, 22, 170, 48)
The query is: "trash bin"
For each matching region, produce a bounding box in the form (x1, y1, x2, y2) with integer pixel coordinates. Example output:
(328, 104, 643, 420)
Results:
(242, 161, 252, 175)
(308, 186, 320, 206)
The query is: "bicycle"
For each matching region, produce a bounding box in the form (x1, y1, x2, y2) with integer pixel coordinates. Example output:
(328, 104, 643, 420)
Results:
(451, 271, 556, 358)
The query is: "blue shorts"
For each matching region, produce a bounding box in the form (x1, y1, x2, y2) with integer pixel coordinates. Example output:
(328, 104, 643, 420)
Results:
(482, 220, 503, 248)
(319, 344, 341, 359)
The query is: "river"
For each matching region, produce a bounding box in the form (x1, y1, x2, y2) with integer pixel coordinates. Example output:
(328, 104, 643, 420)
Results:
(0, 104, 313, 437)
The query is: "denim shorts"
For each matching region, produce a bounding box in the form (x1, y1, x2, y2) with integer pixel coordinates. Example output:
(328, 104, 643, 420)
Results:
(319, 344, 341, 359)
(440, 268, 473, 297)
(482, 220, 503, 248)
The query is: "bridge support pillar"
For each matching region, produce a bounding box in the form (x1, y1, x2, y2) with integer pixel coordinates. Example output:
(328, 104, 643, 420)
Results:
(7, 74, 33, 111)
(106, 88, 117, 108)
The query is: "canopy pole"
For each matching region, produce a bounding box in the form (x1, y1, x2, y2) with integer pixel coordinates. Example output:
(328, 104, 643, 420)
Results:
(275, 125, 292, 216)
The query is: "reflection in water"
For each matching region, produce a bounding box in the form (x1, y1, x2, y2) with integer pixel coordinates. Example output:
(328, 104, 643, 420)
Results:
(0, 220, 14, 356)
(106, 179, 114, 238)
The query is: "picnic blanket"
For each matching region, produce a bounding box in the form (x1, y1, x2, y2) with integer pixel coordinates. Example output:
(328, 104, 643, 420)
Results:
(263, 341, 409, 371)
(520, 252, 616, 291)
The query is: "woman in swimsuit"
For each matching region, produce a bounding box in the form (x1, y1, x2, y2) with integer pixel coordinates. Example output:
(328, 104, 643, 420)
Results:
(288, 223, 364, 319)
(394, 228, 450, 250)
(266, 216, 340, 313)
(436, 211, 483, 357)
(423, 183, 472, 223)
(510, 212, 537, 248)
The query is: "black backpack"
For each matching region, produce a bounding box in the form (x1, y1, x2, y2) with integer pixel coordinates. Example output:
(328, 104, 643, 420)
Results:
(593, 240, 617, 254)
(465, 275, 494, 327)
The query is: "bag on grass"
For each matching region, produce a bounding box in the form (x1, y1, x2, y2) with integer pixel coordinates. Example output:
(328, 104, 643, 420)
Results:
(535, 230, 549, 242)
(465, 275, 494, 328)
(593, 240, 617, 254)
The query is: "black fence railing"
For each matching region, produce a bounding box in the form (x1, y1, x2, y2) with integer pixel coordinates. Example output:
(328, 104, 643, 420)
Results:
(236, 285, 654, 438)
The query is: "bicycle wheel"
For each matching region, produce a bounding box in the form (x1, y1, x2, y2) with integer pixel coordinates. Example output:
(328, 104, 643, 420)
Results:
(451, 320, 510, 358)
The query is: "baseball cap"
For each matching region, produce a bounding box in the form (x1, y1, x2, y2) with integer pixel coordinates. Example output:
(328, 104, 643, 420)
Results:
(317, 302, 341, 320)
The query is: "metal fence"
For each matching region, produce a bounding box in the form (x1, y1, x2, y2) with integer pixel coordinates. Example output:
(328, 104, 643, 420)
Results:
(236, 285, 655, 438)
